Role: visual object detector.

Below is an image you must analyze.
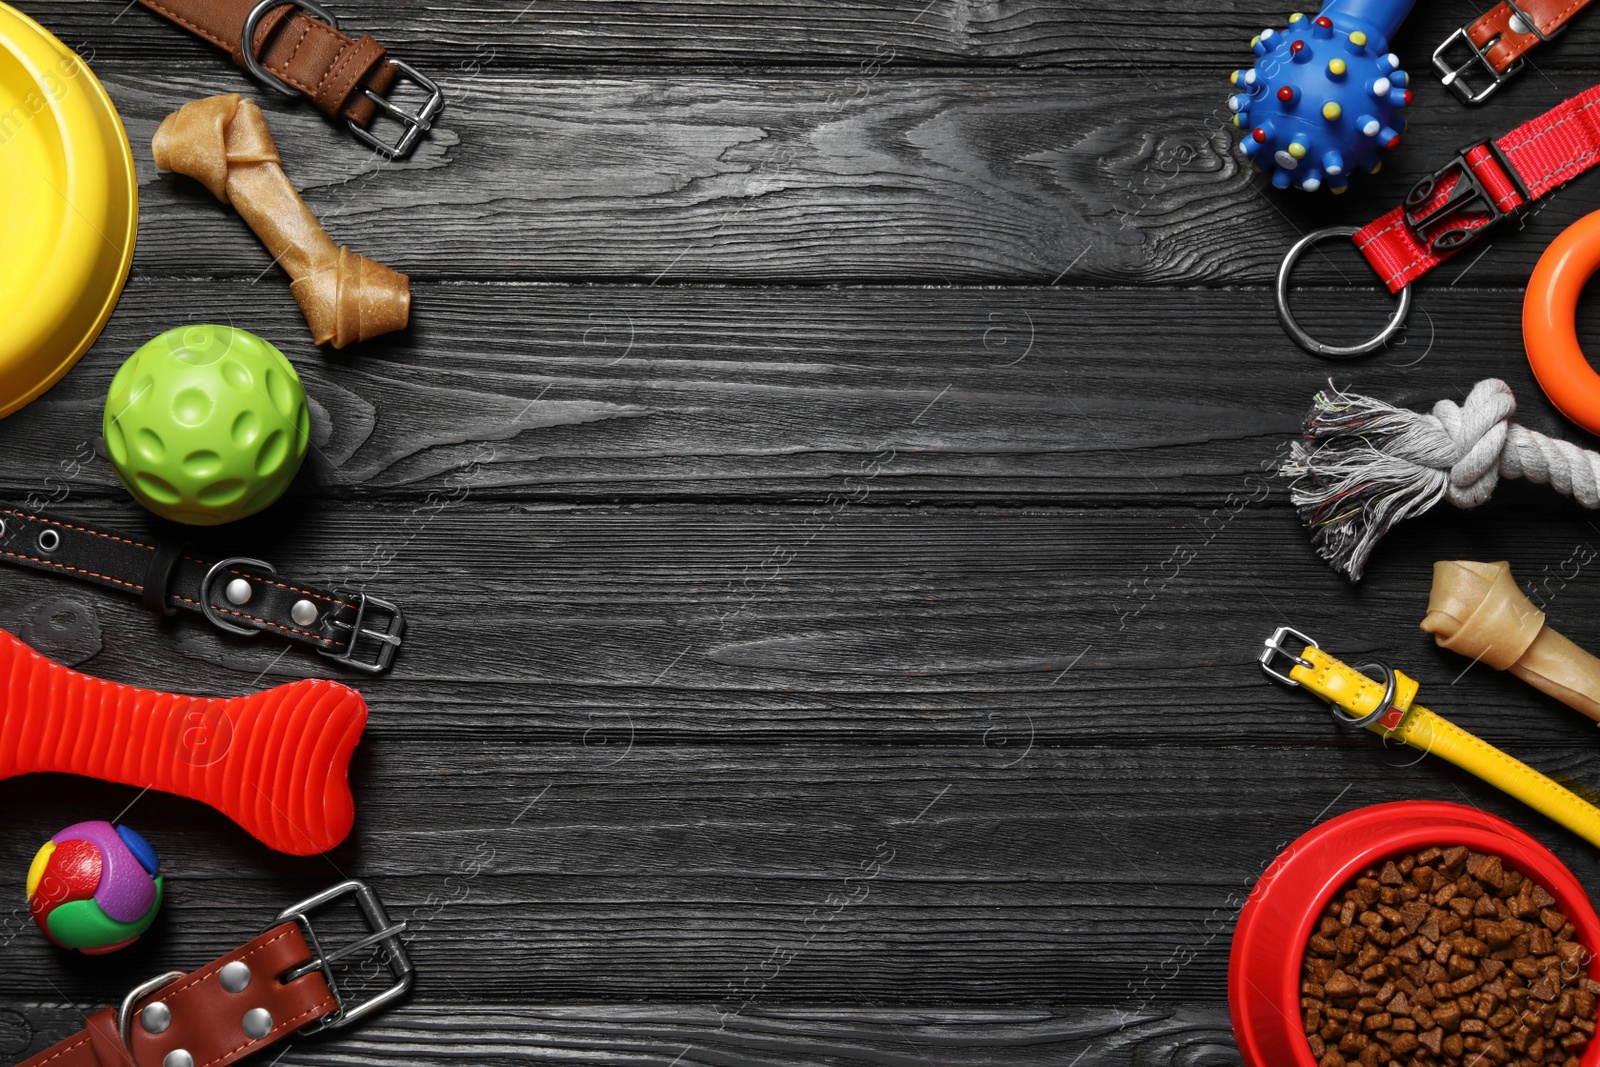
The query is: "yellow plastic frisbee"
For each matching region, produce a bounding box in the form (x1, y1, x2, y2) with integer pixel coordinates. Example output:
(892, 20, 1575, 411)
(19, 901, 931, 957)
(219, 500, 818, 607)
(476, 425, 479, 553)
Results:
(0, 2, 136, 419)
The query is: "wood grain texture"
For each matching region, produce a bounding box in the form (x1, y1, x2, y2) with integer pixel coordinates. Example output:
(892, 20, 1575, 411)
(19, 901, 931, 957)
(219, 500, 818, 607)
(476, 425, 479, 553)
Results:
(24, 0, 1600, 71)
(0, 281, 1582, 502)
(8, 0, 1600, 1063)
(2, 1004, 1240, 1066)
(58, 66, 1600, 287)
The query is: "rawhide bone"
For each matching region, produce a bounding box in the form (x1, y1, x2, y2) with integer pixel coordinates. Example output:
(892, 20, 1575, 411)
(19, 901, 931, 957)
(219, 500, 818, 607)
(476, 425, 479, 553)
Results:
(152, 93, 409, 348)
(0, 627, 366, 854)
(1423, 560, 1600, 724)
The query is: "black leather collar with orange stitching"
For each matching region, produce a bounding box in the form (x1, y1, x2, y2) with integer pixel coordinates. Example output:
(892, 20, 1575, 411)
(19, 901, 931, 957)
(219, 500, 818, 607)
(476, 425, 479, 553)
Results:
(0, 505, 403, 673)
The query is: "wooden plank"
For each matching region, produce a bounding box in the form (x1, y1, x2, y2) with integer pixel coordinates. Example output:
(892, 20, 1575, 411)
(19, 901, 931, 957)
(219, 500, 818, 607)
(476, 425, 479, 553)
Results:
(69, 68, 1600, 287)
(3, 497, 1600, 749)
(4, 1004, 1235, 1066)
(29, 0, 1583, 72)
(2, 742, 1598, 1004)
(0, 283, 1572, 502)
(26, 0, 1600, 72)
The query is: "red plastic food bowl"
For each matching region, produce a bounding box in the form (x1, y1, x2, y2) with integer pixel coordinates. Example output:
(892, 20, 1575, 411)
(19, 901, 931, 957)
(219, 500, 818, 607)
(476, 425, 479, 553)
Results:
(1229, 801, 1600, 1067)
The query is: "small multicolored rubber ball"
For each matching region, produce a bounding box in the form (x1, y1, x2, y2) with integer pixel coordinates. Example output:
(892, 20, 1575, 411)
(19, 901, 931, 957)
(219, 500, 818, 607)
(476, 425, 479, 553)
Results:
(27, 821, 163, 954)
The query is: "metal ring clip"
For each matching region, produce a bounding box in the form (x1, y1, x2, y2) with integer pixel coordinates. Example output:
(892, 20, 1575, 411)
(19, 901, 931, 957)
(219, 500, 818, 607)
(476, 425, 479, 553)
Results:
(1330, 660, 1397, 730)
(240, 0, 342, 98)
(1277, 226, 1413, 358)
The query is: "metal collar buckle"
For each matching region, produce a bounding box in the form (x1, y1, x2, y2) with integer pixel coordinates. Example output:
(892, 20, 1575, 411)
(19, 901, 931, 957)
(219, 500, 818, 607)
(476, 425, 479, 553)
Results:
(349, 58, 445, 161)
(1433, 26, 1523, 104)
(1403, 140, 1529, 256)
(239, 0, 443, 160)
(320, 592, 404, 673)
(1260, 625, 1318, 686)
(275, 880, 413, 1033)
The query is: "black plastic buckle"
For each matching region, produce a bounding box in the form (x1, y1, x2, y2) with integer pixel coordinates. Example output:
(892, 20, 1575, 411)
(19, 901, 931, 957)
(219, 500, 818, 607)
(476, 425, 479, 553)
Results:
(275, 880, 413, 1033)
(320, 592, 404, 673)
(348, 58, 445, 160)
(1403, 141, 1530, 256)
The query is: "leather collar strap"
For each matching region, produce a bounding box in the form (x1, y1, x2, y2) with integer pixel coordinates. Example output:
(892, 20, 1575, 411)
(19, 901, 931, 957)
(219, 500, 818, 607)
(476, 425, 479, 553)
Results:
(136, 0, 443, 158)
(1436, 0, 1595, 103)
(1260, 627, 1600, 849)
(17, 924, 333, 1067)
(0, 506, 403, 673)
(13, 881, 413, 1067)
(1353, 82, 1600, 294)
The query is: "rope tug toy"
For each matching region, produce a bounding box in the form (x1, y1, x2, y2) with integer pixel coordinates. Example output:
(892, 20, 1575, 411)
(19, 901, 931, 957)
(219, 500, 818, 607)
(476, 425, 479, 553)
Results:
(1282, 379, 1600, 580)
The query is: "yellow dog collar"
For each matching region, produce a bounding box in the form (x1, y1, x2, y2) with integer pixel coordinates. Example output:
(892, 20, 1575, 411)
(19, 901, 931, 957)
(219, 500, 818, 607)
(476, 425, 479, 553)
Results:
(1260, 626, 1600, 849)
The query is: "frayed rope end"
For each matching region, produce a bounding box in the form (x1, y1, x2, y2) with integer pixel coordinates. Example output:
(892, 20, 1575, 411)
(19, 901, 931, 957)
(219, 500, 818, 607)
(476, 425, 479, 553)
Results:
(1279, 382, 1450, 582)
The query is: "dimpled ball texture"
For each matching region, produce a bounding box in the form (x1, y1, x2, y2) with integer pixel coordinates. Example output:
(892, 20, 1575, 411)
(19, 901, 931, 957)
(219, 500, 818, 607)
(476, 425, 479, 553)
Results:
(27, 821, 164, 954)
(105, 325, 310, 525)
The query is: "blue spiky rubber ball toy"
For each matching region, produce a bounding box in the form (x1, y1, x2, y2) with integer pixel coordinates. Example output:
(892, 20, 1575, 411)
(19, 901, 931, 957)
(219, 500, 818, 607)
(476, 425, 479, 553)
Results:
(27, 821, 164, 954)
(1229, 0, 1417, 193)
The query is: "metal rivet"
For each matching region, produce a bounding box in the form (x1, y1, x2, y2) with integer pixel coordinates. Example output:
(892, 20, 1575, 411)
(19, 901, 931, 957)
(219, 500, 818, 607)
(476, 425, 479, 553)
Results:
(37, 529, 59, 553)
(1509, 11, 1533, 33)
(164, 1051, 194, 1067)
(242, 1008, 273, 1039)
(219, 960, 251, 993)
(140, 1002, 171, 1034)
(290, 599, 318, 626)
(225, 578, 252, 605)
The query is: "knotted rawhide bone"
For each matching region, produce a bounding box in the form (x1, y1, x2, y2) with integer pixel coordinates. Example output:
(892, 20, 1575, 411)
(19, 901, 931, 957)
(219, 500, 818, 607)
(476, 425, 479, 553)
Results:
(0, 627, 366, 854)
(1282, 378, 1600, 580)
(152, 93, 409, 348)
(1423, 560, 1600, 724)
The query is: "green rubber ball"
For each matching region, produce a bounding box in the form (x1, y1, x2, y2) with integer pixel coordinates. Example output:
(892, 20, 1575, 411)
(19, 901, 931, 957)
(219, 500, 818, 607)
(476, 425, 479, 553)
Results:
(104, 326, 310, 526)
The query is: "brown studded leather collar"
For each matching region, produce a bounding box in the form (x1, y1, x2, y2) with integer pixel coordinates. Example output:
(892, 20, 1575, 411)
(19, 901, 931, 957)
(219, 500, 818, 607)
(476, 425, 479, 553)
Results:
(12, 882, 411, 1067)
(1435, 0, 1595, 103)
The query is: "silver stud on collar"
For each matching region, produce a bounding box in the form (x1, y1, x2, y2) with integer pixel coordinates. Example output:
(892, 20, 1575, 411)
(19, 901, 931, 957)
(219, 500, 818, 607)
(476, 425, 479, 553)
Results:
(242, 1008, 273, 1039)
(140, 1002, 172, 1034)
(164, 1051, 194, 1067)
(290, 599, 318, 626)
(225, 578, 253, 606)
(219, 960, 251, 992)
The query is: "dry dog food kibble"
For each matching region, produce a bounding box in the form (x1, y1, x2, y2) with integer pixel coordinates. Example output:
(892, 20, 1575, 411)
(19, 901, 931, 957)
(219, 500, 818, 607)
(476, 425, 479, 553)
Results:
(1300, 846, 1599, 1067)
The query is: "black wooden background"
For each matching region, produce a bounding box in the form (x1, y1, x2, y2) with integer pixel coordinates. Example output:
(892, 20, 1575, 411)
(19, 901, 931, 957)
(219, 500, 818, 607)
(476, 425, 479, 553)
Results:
(6, 1, 1600, 1063)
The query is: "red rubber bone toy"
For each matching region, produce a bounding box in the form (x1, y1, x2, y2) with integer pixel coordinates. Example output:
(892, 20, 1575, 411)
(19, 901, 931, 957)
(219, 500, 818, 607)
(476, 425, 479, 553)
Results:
(0, 627, 366, 855)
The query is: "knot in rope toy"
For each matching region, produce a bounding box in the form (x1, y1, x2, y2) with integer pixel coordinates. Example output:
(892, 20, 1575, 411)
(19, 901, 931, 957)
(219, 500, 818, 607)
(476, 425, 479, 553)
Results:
(1283, 378, 1600, 580)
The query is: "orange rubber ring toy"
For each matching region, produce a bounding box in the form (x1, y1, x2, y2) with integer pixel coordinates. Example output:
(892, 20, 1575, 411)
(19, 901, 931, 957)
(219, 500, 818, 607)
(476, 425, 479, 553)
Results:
(1526, 209, 1600, 435)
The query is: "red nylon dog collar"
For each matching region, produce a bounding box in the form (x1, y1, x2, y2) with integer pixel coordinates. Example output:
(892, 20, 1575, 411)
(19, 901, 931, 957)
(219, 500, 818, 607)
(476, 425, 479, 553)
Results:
(1356, 83, 1600, 293)
(1279, 83, 1600, 356)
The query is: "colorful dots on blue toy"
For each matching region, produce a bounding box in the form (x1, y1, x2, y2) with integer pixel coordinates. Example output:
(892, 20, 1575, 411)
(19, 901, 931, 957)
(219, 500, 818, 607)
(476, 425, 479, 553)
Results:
(27, 821, 163, 954)
(1231, 0, 1418, 193)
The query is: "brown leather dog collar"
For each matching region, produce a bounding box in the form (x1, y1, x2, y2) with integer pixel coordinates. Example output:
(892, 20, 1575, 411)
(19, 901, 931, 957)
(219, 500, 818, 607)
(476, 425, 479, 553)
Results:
(1435, 0, 1595, 103)
(136, 0, 443, 157)
(13, 882, 411, 1067)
